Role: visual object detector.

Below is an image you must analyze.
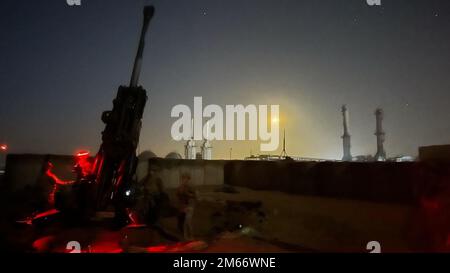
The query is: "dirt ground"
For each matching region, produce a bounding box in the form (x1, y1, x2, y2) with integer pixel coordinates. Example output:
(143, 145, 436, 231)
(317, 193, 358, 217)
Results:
(0, 184, 297, 253)
(0, 183, 443, 252)
(165, 185, 414, 252)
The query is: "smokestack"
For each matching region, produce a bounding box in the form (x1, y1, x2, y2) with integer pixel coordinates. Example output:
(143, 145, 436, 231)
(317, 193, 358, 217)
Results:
(201, 121, 212, 160)
(374, 108, 386, 161)
(341, 105, 352, 161)
(185, 119, 196, 159)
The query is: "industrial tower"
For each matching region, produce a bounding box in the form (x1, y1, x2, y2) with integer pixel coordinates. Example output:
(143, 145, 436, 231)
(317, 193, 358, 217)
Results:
(341, 105, 352, 161)
(374, 108, 386, 161)
(185, 119, 196, 159)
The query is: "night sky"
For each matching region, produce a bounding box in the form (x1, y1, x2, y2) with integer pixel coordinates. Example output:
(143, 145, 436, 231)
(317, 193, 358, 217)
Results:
(1, 0, 450, 160)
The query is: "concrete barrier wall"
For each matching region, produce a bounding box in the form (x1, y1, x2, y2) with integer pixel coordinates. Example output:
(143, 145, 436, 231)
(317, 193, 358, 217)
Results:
(143, 158, 225, 189)
(2, 155, 225, 192)
(420, 145, 450, 162)
(5, 155, 450, 205)
(224, 160, 450, 204)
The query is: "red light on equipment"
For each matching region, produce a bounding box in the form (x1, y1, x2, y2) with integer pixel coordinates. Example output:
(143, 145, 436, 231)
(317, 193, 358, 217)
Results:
(76, 150, 90, 157)
(74, 150, 93, 177)
(0, 144, 7, 151)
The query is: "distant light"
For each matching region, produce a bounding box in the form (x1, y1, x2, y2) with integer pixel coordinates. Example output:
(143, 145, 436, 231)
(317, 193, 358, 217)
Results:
(0, 144, 7, 151)
(271, 117, 279, 124)
(125, 190, 131, 196)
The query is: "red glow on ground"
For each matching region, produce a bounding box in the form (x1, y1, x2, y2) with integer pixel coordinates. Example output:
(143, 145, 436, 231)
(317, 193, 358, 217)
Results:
(34, 232, 203, 253)
(32, 236, 55, 252)
(52, 241, 123, 253)
(77, 243, 123, 253)
(126, 223, 146, 228)
(420, 197, 440, 210)
(88, 246, 123, 253)
(146, 242, 199, 253)
(147, 245, 171, 252)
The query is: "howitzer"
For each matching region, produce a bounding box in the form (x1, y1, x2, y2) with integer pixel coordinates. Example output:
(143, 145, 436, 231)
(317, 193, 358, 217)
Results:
(52, 6, 155, 224)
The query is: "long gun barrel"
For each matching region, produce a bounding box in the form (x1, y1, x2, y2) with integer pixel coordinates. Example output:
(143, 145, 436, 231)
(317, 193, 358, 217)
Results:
(130, 6, 155, 87)
(49, 6, 156, 225)
(92, 5, 154, 214)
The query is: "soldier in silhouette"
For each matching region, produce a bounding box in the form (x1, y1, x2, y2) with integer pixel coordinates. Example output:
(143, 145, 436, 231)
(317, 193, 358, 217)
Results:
(176, 173, 197, 240)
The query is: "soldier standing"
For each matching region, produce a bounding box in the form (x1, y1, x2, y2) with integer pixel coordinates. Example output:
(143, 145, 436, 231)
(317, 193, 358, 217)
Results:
(176, 173, 197, 240)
